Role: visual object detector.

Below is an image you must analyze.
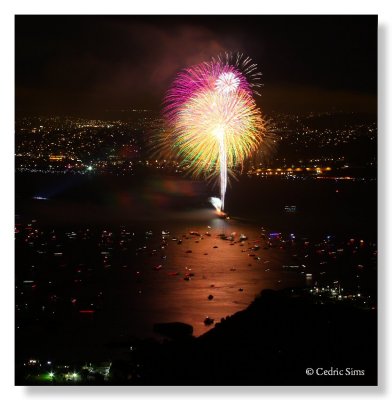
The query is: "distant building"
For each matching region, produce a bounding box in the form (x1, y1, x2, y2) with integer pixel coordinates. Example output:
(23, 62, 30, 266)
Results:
(49, 154, 65, 161)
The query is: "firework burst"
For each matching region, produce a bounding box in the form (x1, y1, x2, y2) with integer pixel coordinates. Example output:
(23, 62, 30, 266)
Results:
(174, 89, 263, 173)
(161, 53, 267, 211)
(212, 52, 263, 95)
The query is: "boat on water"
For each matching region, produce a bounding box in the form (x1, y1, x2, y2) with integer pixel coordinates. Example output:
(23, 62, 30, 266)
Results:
(217, 210, 228, 219)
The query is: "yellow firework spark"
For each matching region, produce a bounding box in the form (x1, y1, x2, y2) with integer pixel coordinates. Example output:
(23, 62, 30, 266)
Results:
(172, 87, 265, 177)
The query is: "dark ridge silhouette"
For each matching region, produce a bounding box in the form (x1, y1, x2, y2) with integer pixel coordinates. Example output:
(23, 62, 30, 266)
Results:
(107, 289, 377, 386)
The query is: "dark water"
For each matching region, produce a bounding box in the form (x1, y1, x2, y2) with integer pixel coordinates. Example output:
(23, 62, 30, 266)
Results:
(15, 173, 377, 362)
(16, 173, 377, 238)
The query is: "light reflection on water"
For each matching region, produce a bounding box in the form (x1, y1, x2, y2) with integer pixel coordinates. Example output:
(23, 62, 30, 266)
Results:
(16, 175, 318, 360)
(99, 210, 302, 339)
(17, 209, 305, 362)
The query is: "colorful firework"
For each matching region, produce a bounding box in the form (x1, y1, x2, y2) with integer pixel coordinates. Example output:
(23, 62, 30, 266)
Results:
(162, 53, 267, 211)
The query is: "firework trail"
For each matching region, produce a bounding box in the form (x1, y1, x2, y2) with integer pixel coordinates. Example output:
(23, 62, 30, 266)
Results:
(162, 53, 266, 212)
(216, 126, 227, 210)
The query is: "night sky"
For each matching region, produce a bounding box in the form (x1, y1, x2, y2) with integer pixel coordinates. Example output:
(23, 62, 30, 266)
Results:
(15, 15, 377, 116)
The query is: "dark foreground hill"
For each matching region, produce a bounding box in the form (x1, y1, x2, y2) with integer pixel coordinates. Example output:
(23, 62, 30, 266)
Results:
(110, 289, 377, 386)
(17, 288, 376, 385)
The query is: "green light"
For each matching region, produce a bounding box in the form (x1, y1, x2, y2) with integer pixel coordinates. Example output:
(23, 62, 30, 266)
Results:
(87, 166, 93, 171)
